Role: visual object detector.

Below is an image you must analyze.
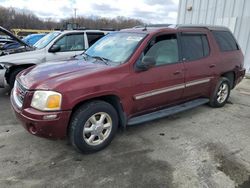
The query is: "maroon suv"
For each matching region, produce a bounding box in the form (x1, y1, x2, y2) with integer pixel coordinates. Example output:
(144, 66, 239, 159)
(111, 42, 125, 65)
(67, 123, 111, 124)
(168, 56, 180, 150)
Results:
(11, 25, 246, 153)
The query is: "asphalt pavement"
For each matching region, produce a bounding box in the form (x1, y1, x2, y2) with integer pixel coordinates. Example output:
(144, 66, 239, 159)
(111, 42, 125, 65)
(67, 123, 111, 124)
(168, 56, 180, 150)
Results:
(0, 79, 250, 188)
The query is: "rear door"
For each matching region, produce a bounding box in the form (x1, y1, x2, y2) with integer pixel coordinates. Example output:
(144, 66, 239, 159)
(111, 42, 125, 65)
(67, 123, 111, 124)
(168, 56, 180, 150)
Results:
(131, 33, 185, 114)
(180, 32, 214, 99)
(46, 33, 85, 62)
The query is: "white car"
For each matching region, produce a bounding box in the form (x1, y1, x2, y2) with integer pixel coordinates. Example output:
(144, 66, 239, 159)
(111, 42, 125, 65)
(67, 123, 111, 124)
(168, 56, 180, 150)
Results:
(0, 29, 109, 88)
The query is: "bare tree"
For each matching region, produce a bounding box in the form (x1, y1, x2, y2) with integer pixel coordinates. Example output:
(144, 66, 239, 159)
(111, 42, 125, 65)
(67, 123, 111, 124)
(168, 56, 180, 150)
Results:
(0, 6, 144, 31)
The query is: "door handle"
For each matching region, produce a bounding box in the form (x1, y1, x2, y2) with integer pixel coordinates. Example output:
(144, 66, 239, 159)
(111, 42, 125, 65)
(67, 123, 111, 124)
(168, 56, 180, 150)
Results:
(209, 64, 216, 68)
(173, 71, 181, 75)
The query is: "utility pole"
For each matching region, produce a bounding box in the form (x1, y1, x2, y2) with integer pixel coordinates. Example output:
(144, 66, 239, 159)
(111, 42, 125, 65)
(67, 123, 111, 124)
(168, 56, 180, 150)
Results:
(74, 8, 77, 22)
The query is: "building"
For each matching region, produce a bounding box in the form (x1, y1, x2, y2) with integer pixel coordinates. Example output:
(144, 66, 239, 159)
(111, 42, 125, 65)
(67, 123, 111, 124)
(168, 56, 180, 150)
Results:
(177, 0, 250, 73)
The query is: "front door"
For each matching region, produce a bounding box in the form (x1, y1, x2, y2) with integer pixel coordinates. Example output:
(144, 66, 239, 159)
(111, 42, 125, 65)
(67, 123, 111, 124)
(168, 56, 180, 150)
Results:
(131, 33, 185, 115)
(46, 33, 85, 62)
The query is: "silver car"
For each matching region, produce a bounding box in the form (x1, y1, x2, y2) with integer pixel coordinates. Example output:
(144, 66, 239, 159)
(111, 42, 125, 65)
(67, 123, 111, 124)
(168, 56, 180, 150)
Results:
(0, 29, 109, 88)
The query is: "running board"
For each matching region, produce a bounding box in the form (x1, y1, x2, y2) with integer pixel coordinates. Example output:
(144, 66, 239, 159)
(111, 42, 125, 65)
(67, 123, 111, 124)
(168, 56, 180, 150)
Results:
(127, 98, 209, 126)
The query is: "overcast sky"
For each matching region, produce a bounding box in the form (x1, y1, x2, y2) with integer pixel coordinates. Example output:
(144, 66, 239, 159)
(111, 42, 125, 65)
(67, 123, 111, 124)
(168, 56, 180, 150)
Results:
(0, 0, 179, 23)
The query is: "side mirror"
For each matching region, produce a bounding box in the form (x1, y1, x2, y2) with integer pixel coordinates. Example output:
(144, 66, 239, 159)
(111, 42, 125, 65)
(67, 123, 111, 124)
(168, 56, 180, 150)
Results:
(49, 45, 61, 53)
(136, 56, 156, 71)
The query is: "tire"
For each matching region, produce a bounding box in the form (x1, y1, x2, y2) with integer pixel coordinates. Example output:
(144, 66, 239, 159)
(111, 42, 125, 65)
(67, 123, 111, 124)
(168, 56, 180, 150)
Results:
(8, 68, 26, 89)
(209, 77, 231, 108)
(69, 100, 118, 153)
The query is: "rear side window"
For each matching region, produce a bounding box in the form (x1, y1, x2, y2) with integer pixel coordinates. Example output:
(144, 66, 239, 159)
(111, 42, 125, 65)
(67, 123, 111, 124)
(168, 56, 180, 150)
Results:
(212, 31, 239, 52)
(87, 32, 105, 47)
(181, 34, 210, 61)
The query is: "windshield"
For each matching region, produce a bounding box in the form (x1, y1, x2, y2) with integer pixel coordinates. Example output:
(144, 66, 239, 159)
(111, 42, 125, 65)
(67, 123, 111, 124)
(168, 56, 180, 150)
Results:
(85, 32, 146, 64)
(34, 32, 60, 49)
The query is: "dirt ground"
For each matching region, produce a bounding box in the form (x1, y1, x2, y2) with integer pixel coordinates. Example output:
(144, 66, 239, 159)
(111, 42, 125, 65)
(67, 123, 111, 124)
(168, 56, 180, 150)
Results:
(0, 79, 250, 188)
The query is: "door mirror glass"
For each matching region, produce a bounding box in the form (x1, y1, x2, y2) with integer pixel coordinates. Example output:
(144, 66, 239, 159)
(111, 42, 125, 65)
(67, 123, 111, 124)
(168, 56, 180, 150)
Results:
(136, 56, 156, 71)
(49, 45, 61, 53)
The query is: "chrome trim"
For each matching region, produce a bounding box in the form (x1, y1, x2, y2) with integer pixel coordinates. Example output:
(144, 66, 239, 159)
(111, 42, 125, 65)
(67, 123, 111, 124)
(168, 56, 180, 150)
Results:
(0, 68, 7, 88)
(134, 77, 213, 100)
(13, 82, 23, 108)
(134, 84, 185, 100)
(185, 77, 212, 87)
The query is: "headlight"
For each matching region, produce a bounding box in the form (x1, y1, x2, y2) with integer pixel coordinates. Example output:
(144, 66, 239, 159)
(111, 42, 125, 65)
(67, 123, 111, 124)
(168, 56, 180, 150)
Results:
(31, 91, 62, 111)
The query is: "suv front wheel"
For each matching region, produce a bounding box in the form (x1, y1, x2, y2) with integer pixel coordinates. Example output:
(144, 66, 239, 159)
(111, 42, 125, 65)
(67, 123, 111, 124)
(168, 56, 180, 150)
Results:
(69, 100, 118, 153)
(210, 77, 231, 108)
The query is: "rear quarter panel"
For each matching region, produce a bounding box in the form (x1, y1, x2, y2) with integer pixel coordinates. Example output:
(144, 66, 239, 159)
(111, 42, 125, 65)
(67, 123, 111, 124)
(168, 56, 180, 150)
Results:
(206, 30, 244, 92)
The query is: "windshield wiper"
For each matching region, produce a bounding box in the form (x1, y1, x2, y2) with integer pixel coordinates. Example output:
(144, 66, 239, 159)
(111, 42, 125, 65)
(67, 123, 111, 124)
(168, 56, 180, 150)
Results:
(92, 56, 112, 65)
(72, 52, 91, 60)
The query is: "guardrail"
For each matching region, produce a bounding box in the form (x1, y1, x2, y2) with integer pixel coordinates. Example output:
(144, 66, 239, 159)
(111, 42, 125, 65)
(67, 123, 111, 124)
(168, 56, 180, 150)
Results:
(11, 29, 52, 36)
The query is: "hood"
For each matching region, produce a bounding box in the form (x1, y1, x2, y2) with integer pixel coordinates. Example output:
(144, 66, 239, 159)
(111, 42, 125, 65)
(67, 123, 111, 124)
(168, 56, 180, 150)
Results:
(0, 26, 30, 47)
(0, 48, 44, 64)
(18, 59, 109, 89)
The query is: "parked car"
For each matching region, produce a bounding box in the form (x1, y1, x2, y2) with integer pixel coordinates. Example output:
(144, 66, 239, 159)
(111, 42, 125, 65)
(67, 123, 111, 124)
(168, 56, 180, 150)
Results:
(3, 34, 46, 49)
(2, 41, 20, 50)
(0, 26, 34, 57)
(22, 33, 46, 46)
(0, 29, 109, 88)
(11, 25, 246, 153)
(0, 35, 11, 39)
(2, 34, 46, 50)
(0, 39, 17, 49)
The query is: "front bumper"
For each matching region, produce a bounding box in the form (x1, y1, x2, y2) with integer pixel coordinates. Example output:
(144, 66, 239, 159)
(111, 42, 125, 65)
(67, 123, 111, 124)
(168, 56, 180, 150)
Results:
(0, 66, 8, 88)
(11, 92, 72, 139)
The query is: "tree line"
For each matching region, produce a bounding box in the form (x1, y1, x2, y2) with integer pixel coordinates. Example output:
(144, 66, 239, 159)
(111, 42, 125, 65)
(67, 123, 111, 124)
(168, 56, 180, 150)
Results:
(0, 6, 144, 31)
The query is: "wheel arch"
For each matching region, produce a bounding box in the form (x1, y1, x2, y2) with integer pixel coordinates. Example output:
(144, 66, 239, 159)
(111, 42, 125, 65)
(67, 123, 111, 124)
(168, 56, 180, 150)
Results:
(221, 71, 235, 89)
(69, 95, 127, 133)
(5, 63, 36, 84)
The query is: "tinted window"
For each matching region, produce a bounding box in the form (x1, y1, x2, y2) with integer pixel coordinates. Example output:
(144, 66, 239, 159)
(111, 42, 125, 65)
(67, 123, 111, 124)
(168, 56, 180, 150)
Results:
(143, 34, 179, 66)
(87, 32, 105, 47)
(54, 34, 85, 52)
(181, 34, 209, 61)
(212, 31, 239, 51)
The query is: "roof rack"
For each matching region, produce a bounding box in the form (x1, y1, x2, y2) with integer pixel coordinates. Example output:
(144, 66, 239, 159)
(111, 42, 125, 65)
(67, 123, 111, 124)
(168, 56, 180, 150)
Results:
(133, 24, 172, 28)
(54, 27, 117, 31)
(175, 24, 230, 31)
(133, 24, 230, 31)
(99, 28, 117, 31)
(133, 24, 174, 31)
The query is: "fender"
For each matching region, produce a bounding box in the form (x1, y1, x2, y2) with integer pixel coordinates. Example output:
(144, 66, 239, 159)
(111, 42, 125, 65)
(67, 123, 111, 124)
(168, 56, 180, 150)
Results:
(70, 92, 128, 128)
(4, 63, 36, 85)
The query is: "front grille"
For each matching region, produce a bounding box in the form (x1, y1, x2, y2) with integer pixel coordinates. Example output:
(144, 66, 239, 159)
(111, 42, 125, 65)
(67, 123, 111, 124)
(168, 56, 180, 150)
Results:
(14, 81, 27, 108)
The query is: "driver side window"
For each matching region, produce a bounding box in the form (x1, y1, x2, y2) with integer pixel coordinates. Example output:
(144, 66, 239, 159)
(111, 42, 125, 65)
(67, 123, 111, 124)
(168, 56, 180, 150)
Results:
(54, 34, 85, 52)
(143, 34, 179, 66)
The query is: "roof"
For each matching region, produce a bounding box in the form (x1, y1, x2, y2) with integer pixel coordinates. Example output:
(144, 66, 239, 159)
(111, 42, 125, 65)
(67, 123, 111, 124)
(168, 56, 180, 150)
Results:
(174, 24, 230, 31)
(53, 29, 111, 34)
(121, 24, 230, 34)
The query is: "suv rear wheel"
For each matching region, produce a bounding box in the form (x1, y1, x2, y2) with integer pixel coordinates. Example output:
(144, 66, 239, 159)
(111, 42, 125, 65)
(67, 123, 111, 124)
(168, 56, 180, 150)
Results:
(210, 77, 231, 108)
(69, 100, 118, 153)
